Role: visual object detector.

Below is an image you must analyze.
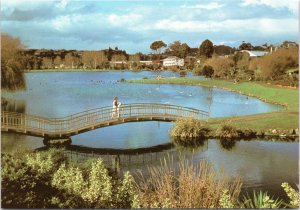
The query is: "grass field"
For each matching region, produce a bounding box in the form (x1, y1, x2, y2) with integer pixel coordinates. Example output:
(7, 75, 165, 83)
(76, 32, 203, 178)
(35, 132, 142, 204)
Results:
(128, 77, 299, 133)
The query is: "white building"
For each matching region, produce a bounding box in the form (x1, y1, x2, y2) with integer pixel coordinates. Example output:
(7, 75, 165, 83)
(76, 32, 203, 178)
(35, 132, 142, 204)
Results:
(162, 56, 184, 67)
(240, 50, 268, 57)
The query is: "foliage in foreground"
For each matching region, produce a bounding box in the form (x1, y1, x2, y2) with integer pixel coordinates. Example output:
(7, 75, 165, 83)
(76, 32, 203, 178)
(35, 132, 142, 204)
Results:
(2, 149, 299, 209)
(134, 159, 242, 208)
(239, 190, 284, 208)
(1, 149, 136, 209)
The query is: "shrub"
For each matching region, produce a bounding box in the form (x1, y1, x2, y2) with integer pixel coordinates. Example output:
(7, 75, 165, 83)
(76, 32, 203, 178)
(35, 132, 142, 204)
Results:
(204, 57, 234, 78)
(2, 150, 138, 209)
(250, 46, 299, 80)
(1, 149, 67, 208)
(179, 70, 187, 77)
(240, 129, 257, 139)
(281, 182, 299, 208)
(170, 118, 211, 143)
(135, 159, 242, 208)
(239, 190, 284, 208)
(192, 67, 202, 76)
(216, 124, 240, 139)
(202, 65, 214, 78)
(52, 158, 137, 208)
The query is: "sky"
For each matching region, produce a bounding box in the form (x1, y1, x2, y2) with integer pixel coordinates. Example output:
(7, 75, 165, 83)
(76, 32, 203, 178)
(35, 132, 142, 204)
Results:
(1, 0, 299, 53)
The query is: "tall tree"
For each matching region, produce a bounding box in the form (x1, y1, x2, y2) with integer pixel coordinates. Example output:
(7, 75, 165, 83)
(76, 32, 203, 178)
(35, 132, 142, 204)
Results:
(238, 42, 253, 50)
(199, 39, 214, 58)
(150, 40, 167, 54)
(167, 41, 190, 58)
(64, 52, 81, 69)
(82, 51, 108, 69)
(1, 33, 26, 91)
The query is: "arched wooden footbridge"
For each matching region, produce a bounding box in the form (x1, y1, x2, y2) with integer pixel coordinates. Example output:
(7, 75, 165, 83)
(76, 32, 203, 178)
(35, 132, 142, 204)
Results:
(1, 103, 209, 139)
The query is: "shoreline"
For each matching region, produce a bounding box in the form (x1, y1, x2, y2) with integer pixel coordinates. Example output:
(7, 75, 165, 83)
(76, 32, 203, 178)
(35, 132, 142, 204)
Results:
(127, 77, 299, 135)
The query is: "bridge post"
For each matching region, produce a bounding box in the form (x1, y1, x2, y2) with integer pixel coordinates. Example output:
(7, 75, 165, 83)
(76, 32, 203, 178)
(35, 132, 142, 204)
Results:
(60, 121, 63, 137)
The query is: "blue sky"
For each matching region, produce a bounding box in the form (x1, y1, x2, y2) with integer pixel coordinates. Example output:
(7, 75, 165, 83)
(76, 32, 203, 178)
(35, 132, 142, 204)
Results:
(1, 0, 299, 53)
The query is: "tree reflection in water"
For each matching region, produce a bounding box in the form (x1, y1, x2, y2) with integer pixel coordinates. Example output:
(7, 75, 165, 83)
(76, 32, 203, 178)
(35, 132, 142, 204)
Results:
(220, 138, 236, 150)
(1, 97, 26, 113)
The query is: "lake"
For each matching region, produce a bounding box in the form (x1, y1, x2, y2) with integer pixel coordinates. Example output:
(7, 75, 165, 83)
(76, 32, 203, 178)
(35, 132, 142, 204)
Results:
(2, 71, 282, 149)
(1, 71, 298, 199)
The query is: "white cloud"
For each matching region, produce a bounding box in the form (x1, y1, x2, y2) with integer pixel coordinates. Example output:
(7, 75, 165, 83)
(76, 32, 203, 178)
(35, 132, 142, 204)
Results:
(107, 13, 143, 27)
(55, 0, 69, 10)
(152, 18, 298, 36)
(241, 0, 299, 13)
(181, 2, 224, 10)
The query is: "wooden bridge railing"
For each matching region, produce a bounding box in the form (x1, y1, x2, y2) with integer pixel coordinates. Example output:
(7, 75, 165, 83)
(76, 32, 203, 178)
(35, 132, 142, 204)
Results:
(1, 103, 209, 137)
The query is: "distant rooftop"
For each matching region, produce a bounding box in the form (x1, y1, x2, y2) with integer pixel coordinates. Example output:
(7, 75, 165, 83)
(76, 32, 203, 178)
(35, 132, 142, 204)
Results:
(241, 50, 269, 57)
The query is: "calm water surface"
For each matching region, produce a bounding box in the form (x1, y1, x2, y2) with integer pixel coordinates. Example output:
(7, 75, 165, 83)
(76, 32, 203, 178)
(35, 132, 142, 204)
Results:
(1, 71, 297, 198)
(2, 71, 282, 149)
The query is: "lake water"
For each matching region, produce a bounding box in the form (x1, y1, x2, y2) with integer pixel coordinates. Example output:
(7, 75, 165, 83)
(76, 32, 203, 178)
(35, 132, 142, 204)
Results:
(1, 71, 298, 198)
(2, 71, 282, 149)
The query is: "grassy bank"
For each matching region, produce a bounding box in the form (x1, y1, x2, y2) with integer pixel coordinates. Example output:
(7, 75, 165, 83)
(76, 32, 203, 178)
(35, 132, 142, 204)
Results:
(128, 77, 299, 133)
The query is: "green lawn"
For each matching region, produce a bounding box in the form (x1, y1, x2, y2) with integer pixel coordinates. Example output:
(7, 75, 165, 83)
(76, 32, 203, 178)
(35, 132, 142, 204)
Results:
(128, 77, 299, 133)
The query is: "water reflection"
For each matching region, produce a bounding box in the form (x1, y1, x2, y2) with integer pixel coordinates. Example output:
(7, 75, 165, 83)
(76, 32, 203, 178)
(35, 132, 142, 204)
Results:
(1, 97, 26, 113)
(220, 138, 236, 150)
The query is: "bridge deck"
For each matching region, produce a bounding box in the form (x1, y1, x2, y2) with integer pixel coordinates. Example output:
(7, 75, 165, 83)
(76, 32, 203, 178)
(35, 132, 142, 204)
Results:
(1, 103, 209, 138)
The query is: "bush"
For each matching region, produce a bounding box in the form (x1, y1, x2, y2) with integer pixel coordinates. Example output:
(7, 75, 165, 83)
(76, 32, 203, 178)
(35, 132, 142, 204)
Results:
(192, 67, 202, 76)
(250, 46, 299, 80)
(1, 149, 67, 208)
(281, 182, 299, 208)
(51, 159, 137, 209)
(239, 190, 284, 208)
(216, 124, 240, 139)
(179, 70, 187, 77)
(204, 57, 234, 78)
(2, 150, 138, 209)
(135, 159, 242, 208)
(170, 118, 211, 138)
(202, 65, 214, 78)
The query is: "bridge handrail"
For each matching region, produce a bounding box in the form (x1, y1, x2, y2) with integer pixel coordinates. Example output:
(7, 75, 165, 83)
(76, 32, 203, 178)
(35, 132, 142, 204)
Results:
(1, 103, 209, 136)
(2, 103, 208, 122)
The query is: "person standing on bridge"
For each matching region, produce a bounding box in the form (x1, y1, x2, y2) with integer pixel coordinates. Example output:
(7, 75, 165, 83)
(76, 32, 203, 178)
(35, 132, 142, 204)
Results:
(112, 96, 118, 118)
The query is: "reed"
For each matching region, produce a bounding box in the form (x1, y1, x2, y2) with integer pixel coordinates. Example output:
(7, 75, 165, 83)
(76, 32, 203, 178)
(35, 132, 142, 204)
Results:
(134, 157, 242, 208)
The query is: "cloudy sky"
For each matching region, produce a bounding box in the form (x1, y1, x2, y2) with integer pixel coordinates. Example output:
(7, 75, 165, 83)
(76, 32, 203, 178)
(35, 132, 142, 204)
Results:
(1, 0, 299, 53)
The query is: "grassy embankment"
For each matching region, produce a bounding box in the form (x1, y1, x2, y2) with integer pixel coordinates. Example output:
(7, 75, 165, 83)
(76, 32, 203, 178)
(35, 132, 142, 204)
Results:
(127, 77, 298, 133)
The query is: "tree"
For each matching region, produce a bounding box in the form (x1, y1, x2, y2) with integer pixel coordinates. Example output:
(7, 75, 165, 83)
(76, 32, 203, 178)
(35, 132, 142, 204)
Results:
(205, 57, 234, 78)
(42, 57, 53, 69)
(199, 39, 214, 58)
(202, 65, 214, 78)
(82, 51, 108, 69)
(238, 42, 253, 50)
(150, 40, 167, 54)
(1, 33, 26, 91)
(64, 52, 81, 69)
(167, 41, 190, 58)
(214, 45, 233, 55)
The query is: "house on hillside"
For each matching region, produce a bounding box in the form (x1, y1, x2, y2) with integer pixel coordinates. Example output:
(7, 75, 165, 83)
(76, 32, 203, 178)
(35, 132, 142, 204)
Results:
(240, 50, 268, 57)
(162, 56, 184, 67)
